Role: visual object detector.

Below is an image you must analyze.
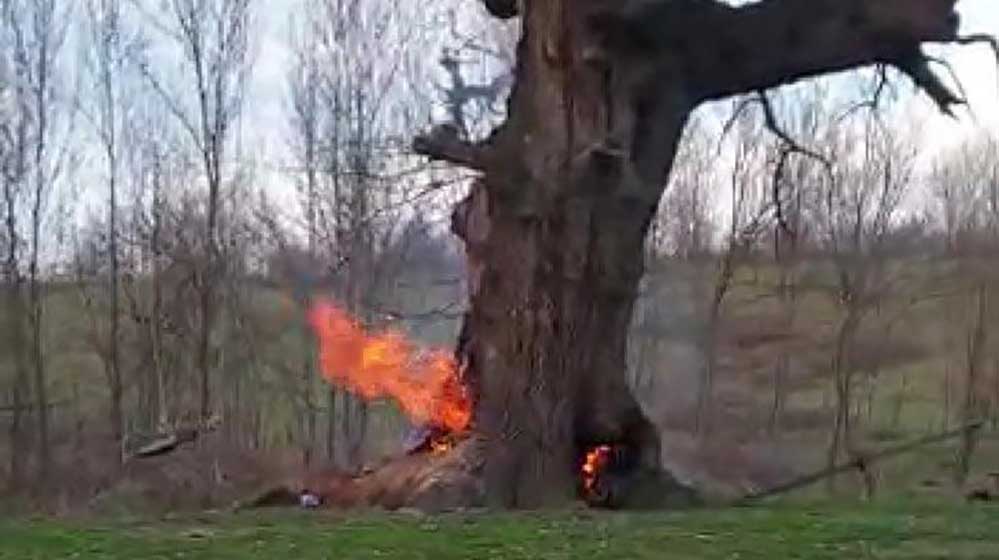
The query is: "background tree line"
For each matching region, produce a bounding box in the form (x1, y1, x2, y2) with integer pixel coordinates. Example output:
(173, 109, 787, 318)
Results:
(0, 0, 996, 510)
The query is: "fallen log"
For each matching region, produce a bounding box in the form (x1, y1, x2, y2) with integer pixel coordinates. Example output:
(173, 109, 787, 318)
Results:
(235, 436, 487, 513)
(129, 429, 198, 459)
(737, 421, 984, 505)
(126, 416, 221, 460)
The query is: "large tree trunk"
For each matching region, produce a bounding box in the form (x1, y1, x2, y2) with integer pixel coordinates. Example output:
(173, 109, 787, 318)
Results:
(413, 0, 978, 509)
(462, 187, 675, 506)
(452, 4, 690, 507)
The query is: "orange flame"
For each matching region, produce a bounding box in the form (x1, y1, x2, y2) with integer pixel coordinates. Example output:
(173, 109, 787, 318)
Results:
(581, 445, 612, 496)
(429, 435, 455, 455)
(308, 299, 472, 433)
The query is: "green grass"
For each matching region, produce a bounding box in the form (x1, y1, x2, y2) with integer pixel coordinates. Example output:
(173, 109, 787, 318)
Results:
(2, 502, 998, 559)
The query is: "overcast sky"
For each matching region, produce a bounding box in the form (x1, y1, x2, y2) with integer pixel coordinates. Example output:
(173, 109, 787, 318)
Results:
(64, 0, 999, 233)
(245, 0, 998, 168)
(921, 0, 999, 152)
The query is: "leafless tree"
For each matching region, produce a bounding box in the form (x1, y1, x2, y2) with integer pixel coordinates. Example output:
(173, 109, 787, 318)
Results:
(135, 0, 254, 423)
(654, 117, 715, 260)
(127, 102, 178, 433)
(2, 0, 76, 483)
(809, 105, 918, 497)
(283, 0, 467, 471)
(694, 103, 771, 439)
(927, 133, 999, 486)
(410, 0, 992, 506)
(284, 6, 323, 467)
(760, 86, 830, 437)
(78, 0, 139, 454)
(0, 20, 31, 487)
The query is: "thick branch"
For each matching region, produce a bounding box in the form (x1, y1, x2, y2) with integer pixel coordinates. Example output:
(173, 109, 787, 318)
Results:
(596, 0, 970, 112)
(897, 49, 965, 116)
(702, 0, 960, 99)
(413, 124, 489, 172)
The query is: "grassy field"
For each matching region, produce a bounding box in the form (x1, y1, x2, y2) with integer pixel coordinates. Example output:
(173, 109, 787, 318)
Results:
(2, 502, 997, 560)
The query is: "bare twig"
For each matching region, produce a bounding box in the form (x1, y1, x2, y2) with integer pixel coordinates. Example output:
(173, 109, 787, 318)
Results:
(756, 90, 829, 170)
(836, 65, 892, 122)
(955, 33, 999, 97)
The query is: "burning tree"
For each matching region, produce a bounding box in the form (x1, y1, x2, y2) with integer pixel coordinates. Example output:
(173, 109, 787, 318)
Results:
(308, 301, 472, 435)
(303, 0, 996, 510)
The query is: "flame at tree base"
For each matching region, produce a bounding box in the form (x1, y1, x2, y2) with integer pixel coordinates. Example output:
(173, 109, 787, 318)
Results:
(430, 434, 458, 455)
(581, 445, 613, 498)
(308, 299, 472, 433)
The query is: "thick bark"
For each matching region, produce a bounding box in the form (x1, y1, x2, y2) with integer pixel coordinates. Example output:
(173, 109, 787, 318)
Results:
(413, 0, 979, 508)
(446, 2, 692, 508)
(591, 0, 963, 109)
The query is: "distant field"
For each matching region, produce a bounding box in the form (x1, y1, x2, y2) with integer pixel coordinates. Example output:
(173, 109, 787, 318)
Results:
(4, 259, 997, 511)
(2, 502, 997, 559)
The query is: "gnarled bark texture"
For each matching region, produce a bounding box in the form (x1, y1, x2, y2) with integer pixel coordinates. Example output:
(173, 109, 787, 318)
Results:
(417, 0, 983, 508)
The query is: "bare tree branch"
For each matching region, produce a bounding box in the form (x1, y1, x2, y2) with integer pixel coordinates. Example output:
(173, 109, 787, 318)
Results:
(413, 123, 490, 172)
(956, 33, 999, 94)
(756, 90, 830, 170)
(592, 0, 978, 121)
(896, 49, 965, 117)
(836, 65, 893, 122)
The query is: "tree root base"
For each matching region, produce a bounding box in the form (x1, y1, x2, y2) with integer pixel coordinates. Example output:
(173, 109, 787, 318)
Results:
(240, 437, 700, 513)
